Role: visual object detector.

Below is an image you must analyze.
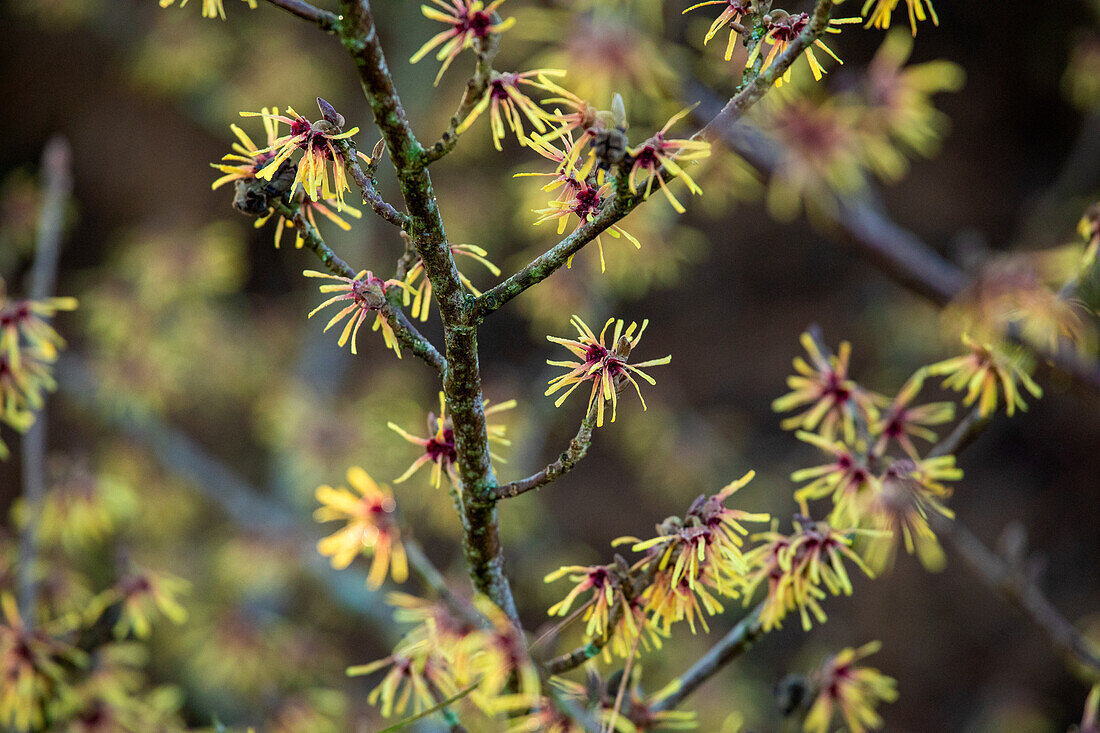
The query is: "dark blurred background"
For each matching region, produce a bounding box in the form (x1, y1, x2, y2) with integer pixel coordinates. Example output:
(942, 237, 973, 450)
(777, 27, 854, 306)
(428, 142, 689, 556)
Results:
(1, 0, 1099, 730)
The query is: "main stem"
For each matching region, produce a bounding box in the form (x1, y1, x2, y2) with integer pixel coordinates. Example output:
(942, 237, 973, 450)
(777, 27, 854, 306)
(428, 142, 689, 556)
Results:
(337, 0, 518, 621)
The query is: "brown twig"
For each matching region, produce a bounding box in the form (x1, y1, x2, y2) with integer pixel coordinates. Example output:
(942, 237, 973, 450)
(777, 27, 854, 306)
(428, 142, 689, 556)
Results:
(261, 0, 339, 31)
(927, 405, 989, 458)
(386, 308, 448, 378)
(923, 417, 1100, 680)
(649, 603, 765, 712)
(271, 199, 357, 278)
(494, 404, 597, 499)
(930, 512, 1100, 680)
(338, 142, 409, 229)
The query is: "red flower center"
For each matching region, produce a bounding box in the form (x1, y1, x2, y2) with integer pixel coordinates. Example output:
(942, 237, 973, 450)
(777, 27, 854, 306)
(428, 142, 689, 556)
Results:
(290, 117, 313, 138)
(584, 342, 609, 364)
(632, 145, 660, 170)
(573, 185, 603, 218)
(463, 9, 494, 36)
(0, 303, 29, 328)
(426, 428, 458, 465)
(588, 567, 610, 588)
(822, 371, 851, 404)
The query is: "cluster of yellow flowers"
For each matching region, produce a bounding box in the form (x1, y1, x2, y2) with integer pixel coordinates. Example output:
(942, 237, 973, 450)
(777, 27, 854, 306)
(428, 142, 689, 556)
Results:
(769, 333, 969, 572)
(1, 564, 190, 731)
(685, 0, 938, 88)
(803, 641, 899, 733)
(347, 592, 539, 722)
(534, 311, 1084, 731)
(0, 280, 77, 460)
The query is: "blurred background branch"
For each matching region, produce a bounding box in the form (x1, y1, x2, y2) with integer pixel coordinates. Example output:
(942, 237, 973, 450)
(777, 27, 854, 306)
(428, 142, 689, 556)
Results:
(16, 136, 72, 627)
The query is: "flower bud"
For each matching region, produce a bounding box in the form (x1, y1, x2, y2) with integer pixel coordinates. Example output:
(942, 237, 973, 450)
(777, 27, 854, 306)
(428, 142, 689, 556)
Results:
(316, 97, 345, 128)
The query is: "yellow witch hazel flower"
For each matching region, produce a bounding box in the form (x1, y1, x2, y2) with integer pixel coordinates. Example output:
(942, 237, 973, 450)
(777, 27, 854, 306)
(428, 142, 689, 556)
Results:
(544, 564, 623, 638)
(756, 93, 865, 220)
(747, 9, 862, 84)
(544, 563, 663, 661)
(803, 641, 898, 733)
(683, 1, 755, 61)
(0, 281, 77, 460)
(870, 369, 955, 459)
(0, 593, 86, 731)
(388, 391, 515, 489)
(304, 269, 411, 358)
(349, 648, 456, 719)
(644, 563, 729, 635)
(11, 462, 136, 552)
(456, 69, 565, 150)
(350, 598, 468, 718)
(314, 466, 408, 588)
(0, 286, 79, 365)
(741, 519, 874, 632)
(772, 332, 881, 443)
(792, 431, 877, 526)
(82, 566, 188, 641)
(240, 103, 360, 210)
(210, 107, 284, 191)
(862, 0, 938, 36)
(927, 334, 1042, 417)
(859, 30, 964, 181)
(631, 472, 769, 596)
(626, 108, 712, 215)
(620, 472, 769, 635)
(522, 131, 641, 273)
(108, 569, 190, 640)
(463, 596, 541, 713)
(545, 316, 671, 427)
(412, 0, 516, 84)
(1080, 202, 1100, 269)
(0, 348, 56, 458)
(861, 456, 957, 572)
(158, 0, 256, 20)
